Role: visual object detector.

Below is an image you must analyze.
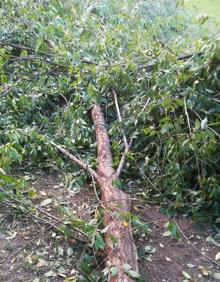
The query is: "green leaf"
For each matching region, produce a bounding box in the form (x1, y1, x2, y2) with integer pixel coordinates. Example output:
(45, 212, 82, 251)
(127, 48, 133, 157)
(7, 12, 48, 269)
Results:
(111, 266, 118, 277)
(57, 266, 66, 274)
(109, 233, 117, 248)
(124, 264, 141, 279)
(112, 178, 123, 188)
(95, 234, 105, 250)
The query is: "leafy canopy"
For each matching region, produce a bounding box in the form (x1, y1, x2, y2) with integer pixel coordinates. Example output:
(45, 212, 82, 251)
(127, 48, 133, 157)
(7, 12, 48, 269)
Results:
(0, 0, 220, 221)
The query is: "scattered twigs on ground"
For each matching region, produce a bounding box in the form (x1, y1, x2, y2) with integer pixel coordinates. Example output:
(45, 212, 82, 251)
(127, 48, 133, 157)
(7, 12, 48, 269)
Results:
(1, 197, 89, 240)
(174, 220, 220, 268)
(0, 223, 52, 265)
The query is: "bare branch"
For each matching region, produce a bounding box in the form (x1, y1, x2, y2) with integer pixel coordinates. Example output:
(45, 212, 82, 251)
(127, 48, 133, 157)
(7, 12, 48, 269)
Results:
(35, 205, 89, 238)
(138, 51, 204, 71)
(113, 90, 138, 176)
(141, 97, 151, 112)
(3, 56, 67, 70)
(0, 41, 98, 66)
(116, 139, 132, 177)
(113, 90, 131, 176)
(192, 110, 220, 139)
(175, 220, 220, 268)
(0, 41, 53, 57)
(1, 198, 88, 242)
(184, 97, 192, 136)
(50, 142, 99, 180)
(113, 90, 129, 150)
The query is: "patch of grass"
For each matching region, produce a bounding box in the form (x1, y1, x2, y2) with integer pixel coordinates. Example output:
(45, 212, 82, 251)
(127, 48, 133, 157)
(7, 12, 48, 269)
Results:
(184, 0, 220, 34)
(185, 0, 220, 18)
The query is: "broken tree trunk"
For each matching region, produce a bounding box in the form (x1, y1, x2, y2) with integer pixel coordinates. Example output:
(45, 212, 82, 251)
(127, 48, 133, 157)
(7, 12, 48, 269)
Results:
(53, 102, 139, 281)
(90, 103, 139, 281)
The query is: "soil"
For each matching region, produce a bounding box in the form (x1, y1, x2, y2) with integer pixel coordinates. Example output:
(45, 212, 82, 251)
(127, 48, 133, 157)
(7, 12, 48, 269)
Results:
(136, 205, 220, 282)
(0, 172, 219, 282)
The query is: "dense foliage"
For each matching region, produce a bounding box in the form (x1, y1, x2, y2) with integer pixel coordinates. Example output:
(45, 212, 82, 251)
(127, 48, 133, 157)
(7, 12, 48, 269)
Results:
(0, 0, 220, 225)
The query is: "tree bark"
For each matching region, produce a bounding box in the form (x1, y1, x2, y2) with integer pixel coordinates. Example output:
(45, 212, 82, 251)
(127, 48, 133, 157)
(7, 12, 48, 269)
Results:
(91, 103, 139, 281)
(53, 103, 139, 281)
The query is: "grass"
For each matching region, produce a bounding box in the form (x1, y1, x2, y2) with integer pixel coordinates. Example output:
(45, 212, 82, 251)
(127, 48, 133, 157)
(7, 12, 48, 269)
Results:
(184, 0, 220, 34)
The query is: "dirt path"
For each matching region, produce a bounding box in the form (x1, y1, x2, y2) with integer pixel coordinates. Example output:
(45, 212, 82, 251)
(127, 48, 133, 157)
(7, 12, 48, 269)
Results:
(0, 173, 219, 281)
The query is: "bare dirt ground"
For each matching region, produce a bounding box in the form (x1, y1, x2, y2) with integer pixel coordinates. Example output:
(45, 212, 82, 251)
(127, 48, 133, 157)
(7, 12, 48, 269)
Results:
(0, 172, 219, 282)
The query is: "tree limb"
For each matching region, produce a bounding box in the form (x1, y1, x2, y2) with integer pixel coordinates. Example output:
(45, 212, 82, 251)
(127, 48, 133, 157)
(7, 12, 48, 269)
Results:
(175, 220, 220, 268)
(50, 142, 99, 180)
(0, 41, 98, 66)
(0, 41, 204, 73)
(113, 90, 135, 176)
(184, 97, 192, 136)
(113, 90, 129, 150)
(0, 41, 53, 57)
(138, 51, 204, 71)
(116, 139, 132, 177)
(3, 55, 67, 70)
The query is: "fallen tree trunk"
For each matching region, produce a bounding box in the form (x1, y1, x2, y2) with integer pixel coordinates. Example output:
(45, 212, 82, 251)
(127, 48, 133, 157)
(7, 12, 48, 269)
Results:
(53, 102, 139, 281)
(90, 103, 139, 281)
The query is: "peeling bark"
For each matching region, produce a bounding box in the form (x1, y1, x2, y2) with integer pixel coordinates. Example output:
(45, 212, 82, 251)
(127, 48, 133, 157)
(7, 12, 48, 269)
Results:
(91, 103, 139, 281)
(54, 103, 139, 281)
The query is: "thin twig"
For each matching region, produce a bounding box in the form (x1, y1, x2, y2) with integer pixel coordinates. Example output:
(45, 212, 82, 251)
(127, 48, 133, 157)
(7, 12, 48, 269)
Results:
(0, 222, 52, 265)
(174, 220, 220, 268)
(0, 80, 22, 97)
(3, 56, 67, 70)
(113, 90, 129, 150)
(117, 139, 132, 177)
(90, 172, 115, 220)
(1, 197, 88, 239)
(113, 90, 133, 176)
(0, 41, 53, 57)
(117, 96, 150, 176)
(184, 97, 192, 136)
(141, 97, 151, 112)
(138, 51, 204, 71)
(35, 205, 89, 238)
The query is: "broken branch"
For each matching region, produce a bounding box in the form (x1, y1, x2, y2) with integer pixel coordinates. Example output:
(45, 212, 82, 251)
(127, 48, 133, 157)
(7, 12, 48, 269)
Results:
(50, 142, 98, 180)
(113, 90, 133, 176)
(116, 139, 132, 177)
(113, 90, 129, 150)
